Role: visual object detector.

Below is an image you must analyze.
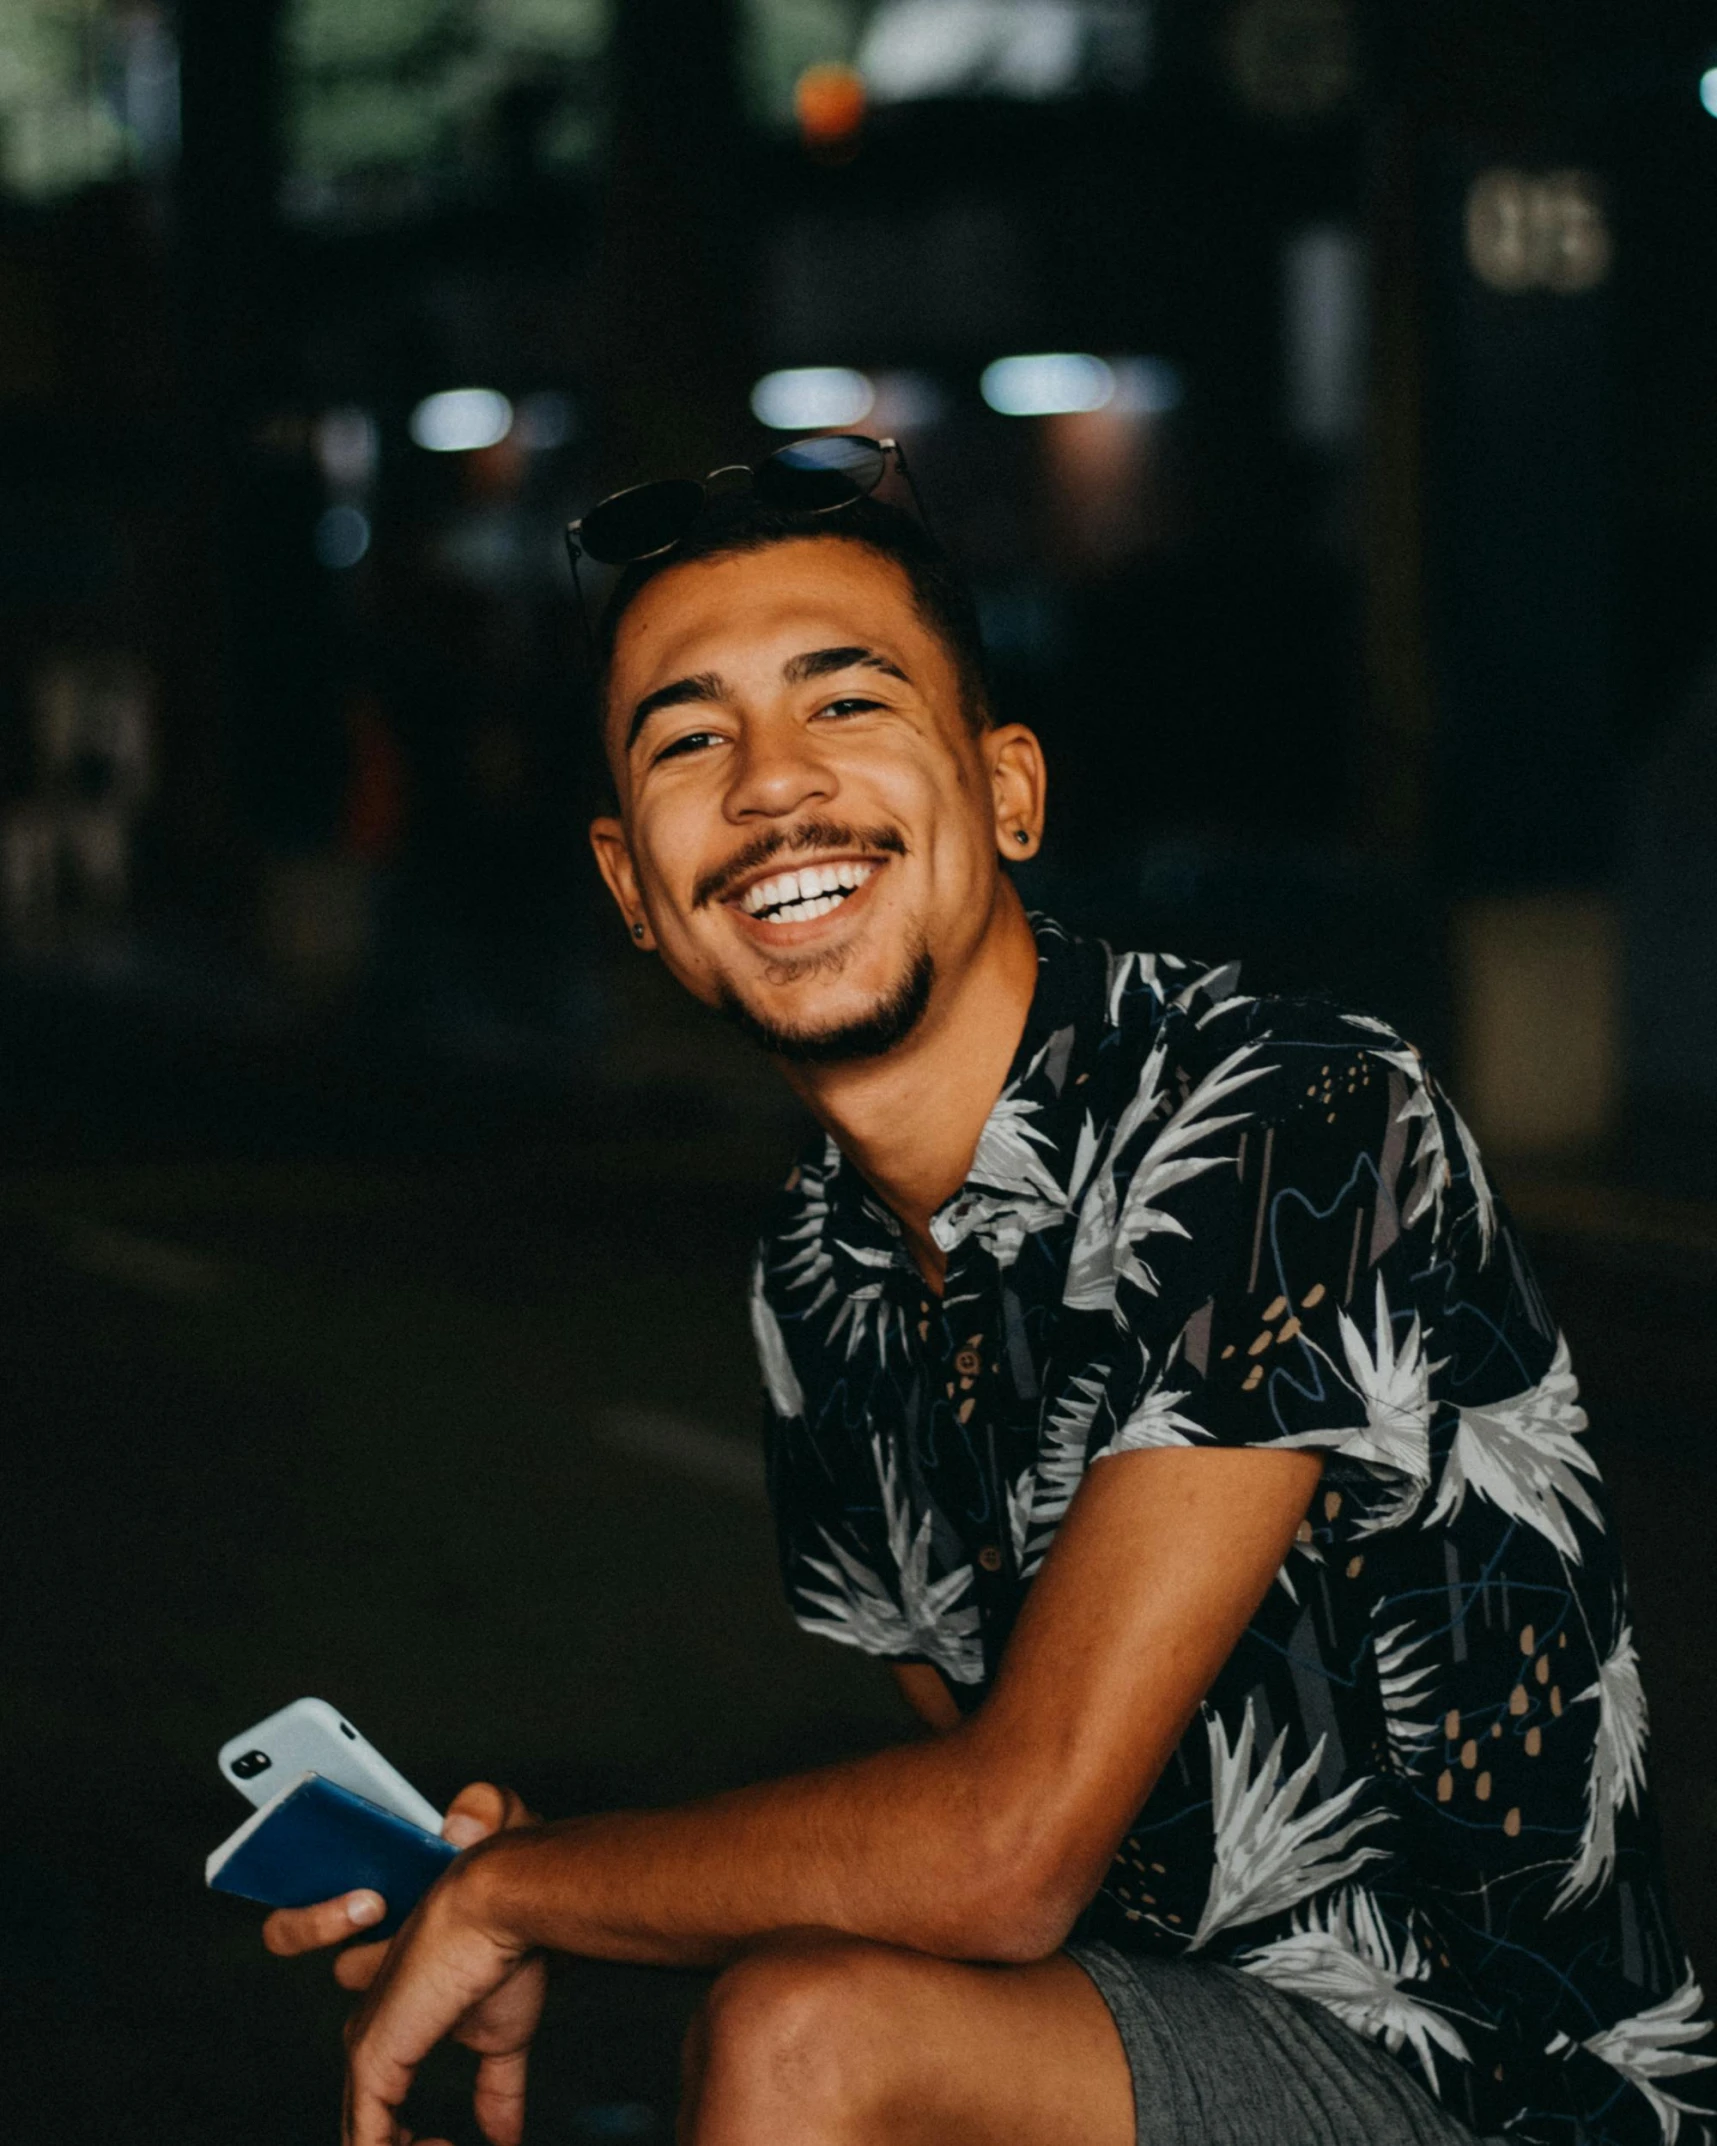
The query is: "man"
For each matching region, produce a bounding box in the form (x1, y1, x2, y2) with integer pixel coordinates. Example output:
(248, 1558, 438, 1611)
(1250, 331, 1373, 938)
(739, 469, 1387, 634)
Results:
(267, 485, 1714, 2146)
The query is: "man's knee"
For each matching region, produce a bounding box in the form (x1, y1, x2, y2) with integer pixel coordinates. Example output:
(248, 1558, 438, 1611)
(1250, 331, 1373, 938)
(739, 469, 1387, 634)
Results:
(683, 1933, 911, 2139)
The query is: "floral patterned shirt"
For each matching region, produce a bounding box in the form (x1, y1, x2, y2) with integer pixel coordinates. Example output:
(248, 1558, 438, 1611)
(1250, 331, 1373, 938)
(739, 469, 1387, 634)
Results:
(753, 916, 1714, 2146)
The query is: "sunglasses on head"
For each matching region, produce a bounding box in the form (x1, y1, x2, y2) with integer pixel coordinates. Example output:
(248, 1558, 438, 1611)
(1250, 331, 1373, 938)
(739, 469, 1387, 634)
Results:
(562, 433, 927, 649)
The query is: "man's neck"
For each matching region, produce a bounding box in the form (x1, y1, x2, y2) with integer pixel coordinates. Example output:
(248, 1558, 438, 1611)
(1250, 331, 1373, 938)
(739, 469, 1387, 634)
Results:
(775, 885, 1041, 1289)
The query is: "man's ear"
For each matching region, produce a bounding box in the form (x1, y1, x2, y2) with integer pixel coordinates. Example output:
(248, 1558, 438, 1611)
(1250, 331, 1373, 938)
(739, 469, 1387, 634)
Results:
(983, 724, 1047, 861)
(589, 815, 654, 948)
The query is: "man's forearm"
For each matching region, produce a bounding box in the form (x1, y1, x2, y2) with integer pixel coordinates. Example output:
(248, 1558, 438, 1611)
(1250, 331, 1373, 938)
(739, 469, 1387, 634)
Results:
(461, 1721, 1069, 1971)
(441, 1446, 1319, 1982)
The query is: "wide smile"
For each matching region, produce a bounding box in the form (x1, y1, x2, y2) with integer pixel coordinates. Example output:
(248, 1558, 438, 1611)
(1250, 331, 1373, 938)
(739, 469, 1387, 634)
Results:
(722, 856, 887, 941)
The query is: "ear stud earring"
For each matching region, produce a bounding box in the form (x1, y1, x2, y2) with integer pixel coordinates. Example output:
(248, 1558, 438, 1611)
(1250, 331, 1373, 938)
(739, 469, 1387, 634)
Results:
(1013, 829, 1031, 846)
(631, 921, 646, 940)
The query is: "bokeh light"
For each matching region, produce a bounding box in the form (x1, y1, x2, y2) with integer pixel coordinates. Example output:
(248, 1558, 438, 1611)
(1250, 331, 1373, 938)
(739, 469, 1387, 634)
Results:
(408, 388, 514, 453)
(980, 352, 1115, 416)
(793, 61, 866, 148)
(750, 366, 876, 430)
(312, 503, 371, 568)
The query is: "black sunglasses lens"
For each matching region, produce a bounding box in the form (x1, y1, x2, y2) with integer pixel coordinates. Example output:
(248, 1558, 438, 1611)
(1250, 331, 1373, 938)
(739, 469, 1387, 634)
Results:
(578, 476, 707, 564)
(755, 435, 888, 511)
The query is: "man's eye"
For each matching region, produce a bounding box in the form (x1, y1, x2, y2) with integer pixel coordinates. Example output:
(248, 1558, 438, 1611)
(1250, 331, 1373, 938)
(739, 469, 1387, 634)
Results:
(654, 730, 722, 763)
(817, 696, 883, 719)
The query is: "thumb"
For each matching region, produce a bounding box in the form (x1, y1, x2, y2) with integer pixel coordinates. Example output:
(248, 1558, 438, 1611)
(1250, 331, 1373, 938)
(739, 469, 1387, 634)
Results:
(442, 1780, 507, 1848)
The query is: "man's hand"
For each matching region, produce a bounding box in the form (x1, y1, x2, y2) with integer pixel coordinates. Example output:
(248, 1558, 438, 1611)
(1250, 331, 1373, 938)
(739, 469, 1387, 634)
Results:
(262, 1781, 530, 1992)
(341, 1833, 543, 2146)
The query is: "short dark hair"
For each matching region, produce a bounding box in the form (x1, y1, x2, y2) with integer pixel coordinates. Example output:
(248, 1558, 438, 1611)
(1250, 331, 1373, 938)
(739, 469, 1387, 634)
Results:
(594, 491, 993, 737)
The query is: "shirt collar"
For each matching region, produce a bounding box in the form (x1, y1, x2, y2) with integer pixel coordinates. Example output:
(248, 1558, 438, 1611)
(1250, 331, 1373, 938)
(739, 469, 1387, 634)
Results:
(928, 915, 1110, 1263)
(807, 915, 1113, 1279)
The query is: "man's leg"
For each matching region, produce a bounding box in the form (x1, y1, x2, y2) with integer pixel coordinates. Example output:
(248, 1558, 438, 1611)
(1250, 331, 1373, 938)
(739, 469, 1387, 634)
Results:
(679, 1929, 1135, 2146)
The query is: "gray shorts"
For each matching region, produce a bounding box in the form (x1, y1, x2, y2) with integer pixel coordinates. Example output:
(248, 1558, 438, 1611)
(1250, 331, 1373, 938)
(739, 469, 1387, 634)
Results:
(1067, 1940, 1499, 2146)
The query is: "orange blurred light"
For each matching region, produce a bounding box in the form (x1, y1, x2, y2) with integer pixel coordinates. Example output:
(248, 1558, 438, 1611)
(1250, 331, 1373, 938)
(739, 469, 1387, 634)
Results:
(794, 62, 866, 149)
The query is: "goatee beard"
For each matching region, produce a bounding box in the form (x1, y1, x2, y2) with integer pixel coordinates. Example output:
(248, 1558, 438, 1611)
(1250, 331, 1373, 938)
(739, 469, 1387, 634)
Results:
(719, 939, 935, 1065)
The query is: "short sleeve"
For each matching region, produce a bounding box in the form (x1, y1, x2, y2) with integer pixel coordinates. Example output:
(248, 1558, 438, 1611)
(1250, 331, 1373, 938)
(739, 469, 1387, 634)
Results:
(1086, 1008, 1439, 1532)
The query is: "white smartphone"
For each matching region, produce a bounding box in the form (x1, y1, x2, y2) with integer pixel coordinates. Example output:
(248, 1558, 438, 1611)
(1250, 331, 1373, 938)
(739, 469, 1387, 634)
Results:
(218, 1698, 443, 1835)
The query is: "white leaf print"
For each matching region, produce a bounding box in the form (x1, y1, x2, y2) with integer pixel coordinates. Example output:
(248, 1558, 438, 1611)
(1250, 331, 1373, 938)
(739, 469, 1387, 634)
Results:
(823, 1276, 910, 1364)
(1011, 1372, 1104, 1575)
(1066, 1043, 1270, 1312)
(1555, 1618, 1650, 1911)
(749, 1259, 804, 1418)
(1241, 1888, 1473, 2090)
(775, 1141, 840, 1310)
(1106, 948, 1177, 1022)
(1581, 1967, 1717, 2145)
(969, 1067, 1061, 1203)
(1101, 1373, 1206, 1456)
(1063, 1032, 1172, 1309)
(794, 1436, 983, 1685)
(1192, 1698, 1389, 1947)
(1106, 948, 1145, 1023)
(1373, 1620, 1440, 1757)
(1066, 1112, 1102, 1208)
(1272, 1525, 1323, 1604)
(934, 1039, 1082, 1268)
(1340, 1019, 1450, 1235)
(1425, 1335, 1601, 1562)
(1448, 1100, 1497, 1265)
(1006, 1468, 1036, 1569)
(1063, 1158, 1122, 1311)
(1284, 1274, 1431, 1531)
(1112, 1044, 1273, 1301)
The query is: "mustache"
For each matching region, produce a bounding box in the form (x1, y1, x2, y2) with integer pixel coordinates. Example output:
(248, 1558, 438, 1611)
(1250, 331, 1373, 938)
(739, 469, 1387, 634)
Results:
(692, 821, 907, 910)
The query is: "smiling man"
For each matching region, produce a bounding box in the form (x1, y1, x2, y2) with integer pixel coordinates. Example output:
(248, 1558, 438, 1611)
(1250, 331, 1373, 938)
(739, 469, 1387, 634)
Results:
(269, 487, 1712, 2146)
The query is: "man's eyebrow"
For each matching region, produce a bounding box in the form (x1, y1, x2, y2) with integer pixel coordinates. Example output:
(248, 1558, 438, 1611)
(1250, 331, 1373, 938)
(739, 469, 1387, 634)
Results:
(626, 671, 730, 751)
(781, 646, 911, 687)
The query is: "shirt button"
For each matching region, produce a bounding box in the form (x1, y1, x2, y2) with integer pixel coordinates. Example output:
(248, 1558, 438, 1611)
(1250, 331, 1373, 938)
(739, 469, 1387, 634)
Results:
(955, 1347, 982, 1377)
(978, 1544, 1004, 1573)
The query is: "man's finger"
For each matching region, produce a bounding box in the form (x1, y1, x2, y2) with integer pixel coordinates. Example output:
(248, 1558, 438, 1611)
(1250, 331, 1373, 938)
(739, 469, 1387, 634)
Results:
(333, 1938, 389, 1991)
(344, 2059, 416, 2146)
(442, 1781, 507, 1848)
(263, 1890, 386, 1956)
(473, 2047, 530, 2146)
(441, 1781, 538, 1848)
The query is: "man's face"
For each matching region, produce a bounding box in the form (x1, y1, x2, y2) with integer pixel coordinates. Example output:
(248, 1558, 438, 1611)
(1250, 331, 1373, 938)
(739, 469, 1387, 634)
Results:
(589, 538, 1040, 1062)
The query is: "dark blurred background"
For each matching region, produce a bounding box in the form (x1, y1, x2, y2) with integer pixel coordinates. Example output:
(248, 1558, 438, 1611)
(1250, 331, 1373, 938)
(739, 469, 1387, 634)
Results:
(2, 1, 1714, 2138)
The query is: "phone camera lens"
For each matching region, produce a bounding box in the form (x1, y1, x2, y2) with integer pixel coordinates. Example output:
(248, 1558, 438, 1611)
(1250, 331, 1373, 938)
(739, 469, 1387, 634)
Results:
(232, 1749, 273, 1779)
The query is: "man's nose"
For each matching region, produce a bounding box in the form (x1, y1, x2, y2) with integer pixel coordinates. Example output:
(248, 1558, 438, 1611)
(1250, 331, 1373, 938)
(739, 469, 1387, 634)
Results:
(722, 720, 838, 821)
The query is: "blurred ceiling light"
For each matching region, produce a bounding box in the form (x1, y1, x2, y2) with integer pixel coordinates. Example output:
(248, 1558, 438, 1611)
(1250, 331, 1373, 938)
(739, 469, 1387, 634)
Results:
(1282, 225, 1361, 446)
(315, 406, 378, 491)
(409, 388, 513, 453)
(314, 504, 371, 569)
(857, 0, 1149, 104)
(1701, 67, 1717, 117)
(981, 352, 1114, 416)
(794, 62, 866, 150)
(751, 367, 876, 430)
(1109, 357, 1183, 418)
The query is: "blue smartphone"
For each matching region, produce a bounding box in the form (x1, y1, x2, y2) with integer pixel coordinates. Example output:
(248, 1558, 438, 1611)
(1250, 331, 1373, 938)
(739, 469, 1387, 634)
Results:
(206, 1771, 458, 1937)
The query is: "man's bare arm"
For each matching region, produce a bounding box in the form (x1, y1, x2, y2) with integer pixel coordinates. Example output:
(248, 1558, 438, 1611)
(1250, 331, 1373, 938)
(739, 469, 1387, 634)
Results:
(456, 1443, 1320, 1966)
(892, 1661, 963, 1731)
(333, 1444, 1320, 2143)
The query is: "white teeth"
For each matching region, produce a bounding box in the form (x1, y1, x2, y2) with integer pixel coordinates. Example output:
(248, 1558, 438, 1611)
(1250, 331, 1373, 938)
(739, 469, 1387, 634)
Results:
(736, 858, 879, 918)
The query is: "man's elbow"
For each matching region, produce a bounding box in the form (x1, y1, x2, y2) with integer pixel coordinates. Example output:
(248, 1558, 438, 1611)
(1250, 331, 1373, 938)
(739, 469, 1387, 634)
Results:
(932, 1838, 1096, 1965)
